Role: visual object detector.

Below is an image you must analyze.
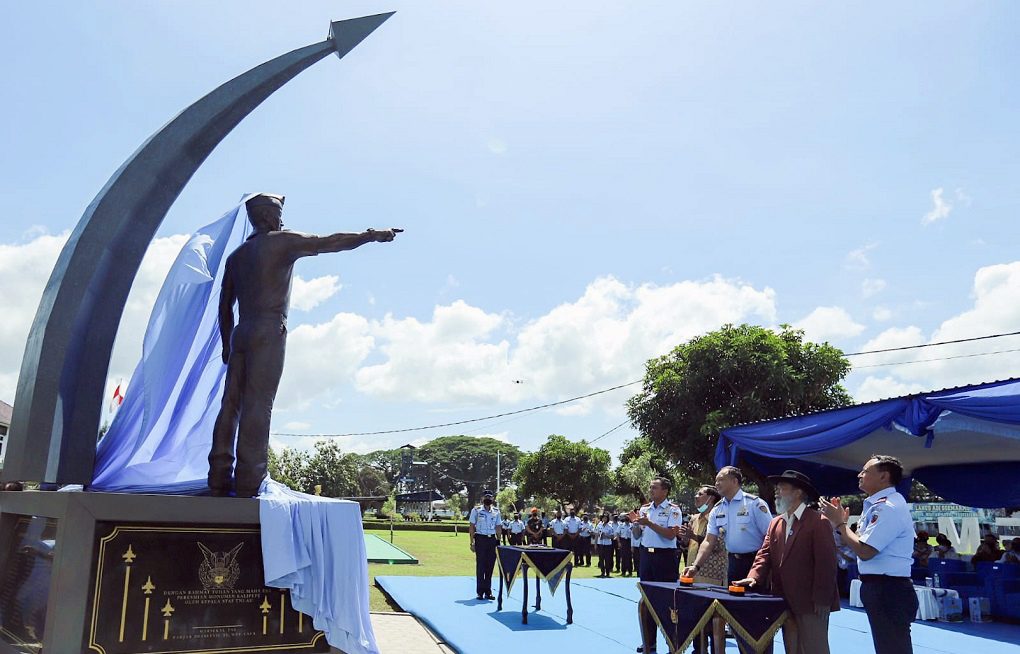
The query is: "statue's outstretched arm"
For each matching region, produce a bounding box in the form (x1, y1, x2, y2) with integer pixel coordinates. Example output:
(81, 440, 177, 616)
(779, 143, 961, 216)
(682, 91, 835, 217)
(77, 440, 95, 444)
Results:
(281, 229, 401, 258)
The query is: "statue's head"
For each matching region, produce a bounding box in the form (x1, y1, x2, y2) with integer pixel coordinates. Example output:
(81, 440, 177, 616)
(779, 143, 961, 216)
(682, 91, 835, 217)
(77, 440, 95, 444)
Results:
(245, 193, 285, 232)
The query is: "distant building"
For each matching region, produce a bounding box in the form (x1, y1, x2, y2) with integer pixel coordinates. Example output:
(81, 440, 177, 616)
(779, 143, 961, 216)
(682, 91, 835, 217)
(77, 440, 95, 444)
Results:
(0, 400, 11, 469)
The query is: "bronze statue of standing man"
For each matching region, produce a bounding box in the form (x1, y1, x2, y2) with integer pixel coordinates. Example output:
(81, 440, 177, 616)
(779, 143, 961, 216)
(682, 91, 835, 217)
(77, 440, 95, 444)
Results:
(209, 193, 400, 497)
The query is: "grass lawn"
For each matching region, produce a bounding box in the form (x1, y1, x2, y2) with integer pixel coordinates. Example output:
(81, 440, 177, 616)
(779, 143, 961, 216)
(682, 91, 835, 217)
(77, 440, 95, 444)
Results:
(365, 529, 623, 611)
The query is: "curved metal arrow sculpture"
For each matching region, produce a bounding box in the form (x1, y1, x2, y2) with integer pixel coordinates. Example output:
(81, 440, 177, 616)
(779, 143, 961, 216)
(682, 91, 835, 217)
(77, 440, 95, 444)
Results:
(2, 13, 393, 484)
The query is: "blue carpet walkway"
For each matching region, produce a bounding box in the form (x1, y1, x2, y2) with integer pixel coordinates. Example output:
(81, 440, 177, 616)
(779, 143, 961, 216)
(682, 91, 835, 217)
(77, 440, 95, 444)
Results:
(375, 576, 1020, 654)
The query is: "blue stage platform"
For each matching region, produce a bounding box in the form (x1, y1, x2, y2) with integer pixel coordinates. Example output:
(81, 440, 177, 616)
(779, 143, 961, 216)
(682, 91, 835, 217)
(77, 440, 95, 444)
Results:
(375, 576, 1020, 654)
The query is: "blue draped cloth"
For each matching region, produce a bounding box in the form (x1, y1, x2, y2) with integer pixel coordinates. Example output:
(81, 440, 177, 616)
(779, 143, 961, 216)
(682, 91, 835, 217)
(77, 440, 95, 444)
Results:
(91, 194, 254, 494)
(715, 378, 1020, 506)
(260, 480, 379, 654)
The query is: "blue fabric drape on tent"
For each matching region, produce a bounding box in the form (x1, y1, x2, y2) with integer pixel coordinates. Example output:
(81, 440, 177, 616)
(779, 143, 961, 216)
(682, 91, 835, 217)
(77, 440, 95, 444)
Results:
(91, 195, 253, 493)
(715, 378, 1020, 507)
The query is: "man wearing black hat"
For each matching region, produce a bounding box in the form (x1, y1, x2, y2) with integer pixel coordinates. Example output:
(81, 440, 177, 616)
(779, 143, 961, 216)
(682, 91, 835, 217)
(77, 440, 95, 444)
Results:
(468, 489, 503, 600)
(733, 471, 839, 654)
(208, 193, 400, 497)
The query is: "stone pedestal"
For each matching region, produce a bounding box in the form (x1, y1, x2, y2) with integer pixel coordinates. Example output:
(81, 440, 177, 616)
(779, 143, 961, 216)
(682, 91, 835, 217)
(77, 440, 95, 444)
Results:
(0, 491, 329, 654)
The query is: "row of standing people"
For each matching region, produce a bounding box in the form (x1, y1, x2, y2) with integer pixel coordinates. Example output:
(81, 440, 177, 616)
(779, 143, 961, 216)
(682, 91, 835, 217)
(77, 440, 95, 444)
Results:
(471, 454, 917, 654)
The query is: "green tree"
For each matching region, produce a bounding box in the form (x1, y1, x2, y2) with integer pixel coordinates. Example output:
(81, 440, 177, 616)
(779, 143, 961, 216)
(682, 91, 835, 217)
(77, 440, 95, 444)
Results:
(356, 449, 404, 485)
(446, 492, 464, 519)
(268, 446, 311, 491)
(496, 486, 519, 514)
(614, 436, 674, 503)
(356, 465, 391, 497)
(304, 440, 360, 498)
(626, 323, 852, 493)
(416, 436, 521, 508)
(513, 434, 612, 509)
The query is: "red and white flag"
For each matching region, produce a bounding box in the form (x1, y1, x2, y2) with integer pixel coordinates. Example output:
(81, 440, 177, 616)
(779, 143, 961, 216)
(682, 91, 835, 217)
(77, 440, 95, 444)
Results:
(110, 380, 125, 412)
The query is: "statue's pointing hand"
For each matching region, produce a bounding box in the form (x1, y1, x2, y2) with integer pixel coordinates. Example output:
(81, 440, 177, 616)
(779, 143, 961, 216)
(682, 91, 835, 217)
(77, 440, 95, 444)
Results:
(366, 228, 402, 242)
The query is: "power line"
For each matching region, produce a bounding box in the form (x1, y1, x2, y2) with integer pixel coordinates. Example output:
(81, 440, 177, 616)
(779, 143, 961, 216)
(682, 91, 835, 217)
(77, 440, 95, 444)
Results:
(270, 380, 641, 438)
(589, 419, 631, 444)
(843, 330, 1020, 357)
(272, 329, 1020, 440)
(852, 347, 1020, 369)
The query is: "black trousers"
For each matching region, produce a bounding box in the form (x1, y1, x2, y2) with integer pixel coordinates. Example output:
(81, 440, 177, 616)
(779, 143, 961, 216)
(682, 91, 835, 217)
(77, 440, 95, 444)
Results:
(619, 540, 633, 575)
(633, 545, 642, 571)
(727, 551, 755, 585)
(598, 544, 614, 576)
(474, 534, 498, 596)
(210, 318, 287, 496)
(860, 576, 918, 654)
(638, 548, 679, 651)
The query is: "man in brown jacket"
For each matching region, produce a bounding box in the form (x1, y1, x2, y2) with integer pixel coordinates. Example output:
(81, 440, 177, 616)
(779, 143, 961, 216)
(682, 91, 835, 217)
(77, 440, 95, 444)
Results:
(733, 471, 839, 654)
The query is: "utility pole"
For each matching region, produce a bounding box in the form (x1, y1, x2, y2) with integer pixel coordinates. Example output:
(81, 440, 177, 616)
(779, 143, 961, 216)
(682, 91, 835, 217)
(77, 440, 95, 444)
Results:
(496, 450, 501, 496)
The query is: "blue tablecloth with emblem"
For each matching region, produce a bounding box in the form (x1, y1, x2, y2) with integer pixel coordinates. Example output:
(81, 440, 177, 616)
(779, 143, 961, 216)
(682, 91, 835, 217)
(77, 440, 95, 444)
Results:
(638, 581, 788, 654)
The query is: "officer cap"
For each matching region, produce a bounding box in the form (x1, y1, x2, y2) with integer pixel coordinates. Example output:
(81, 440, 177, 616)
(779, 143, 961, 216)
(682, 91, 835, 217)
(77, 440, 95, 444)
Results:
(245, 193, 285, 210)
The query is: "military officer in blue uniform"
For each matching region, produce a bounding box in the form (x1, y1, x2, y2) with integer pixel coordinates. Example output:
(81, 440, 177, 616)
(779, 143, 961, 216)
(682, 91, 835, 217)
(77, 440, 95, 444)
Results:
(618, 513, 634, 576)
(628, 476, 683, 654)
(468, 489, 503, 600)
(565, 510, 581, 555)
(821, 455, 917, 654)
(509, 512, 526, 546)
(684, 466, 771, 584)
(578, 515, 593, 566)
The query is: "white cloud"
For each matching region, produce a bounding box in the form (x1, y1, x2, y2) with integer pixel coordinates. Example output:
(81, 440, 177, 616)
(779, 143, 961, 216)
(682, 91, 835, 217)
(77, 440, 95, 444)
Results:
(921, 187, 952, 226)
(852, 260, 1020, 398)
(861, 278, 886, 298)
(354, 300, 512, 404)
(793, 306, 866, 344)
(0, 230, 190, 402)
(854, 376, 928, 403)
(872, 306, 893, 322)
(275, 312, 374, 410)
(845, 243, 878, 270)
(290, 275, 341, 311)
(283, 421, 312, 431)
(349, 275, 778, 414)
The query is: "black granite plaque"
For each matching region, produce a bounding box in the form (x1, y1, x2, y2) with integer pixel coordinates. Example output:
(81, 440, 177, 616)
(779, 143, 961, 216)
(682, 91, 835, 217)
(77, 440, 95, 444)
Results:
(0, 514, 57, 653)
(85, 523, 328, 654)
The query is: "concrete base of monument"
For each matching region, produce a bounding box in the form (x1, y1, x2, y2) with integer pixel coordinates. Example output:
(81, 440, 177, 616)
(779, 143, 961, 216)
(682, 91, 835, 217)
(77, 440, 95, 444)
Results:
(0, 490, 336, 654)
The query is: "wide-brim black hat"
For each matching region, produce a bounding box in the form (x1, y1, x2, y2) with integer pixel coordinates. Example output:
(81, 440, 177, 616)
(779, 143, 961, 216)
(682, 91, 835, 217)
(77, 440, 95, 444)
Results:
(767, 470, 818, 499)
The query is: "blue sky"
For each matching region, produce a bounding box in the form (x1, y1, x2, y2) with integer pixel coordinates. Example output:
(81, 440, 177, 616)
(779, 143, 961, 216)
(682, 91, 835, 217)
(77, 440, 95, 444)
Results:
(3, 2, 1020, 459)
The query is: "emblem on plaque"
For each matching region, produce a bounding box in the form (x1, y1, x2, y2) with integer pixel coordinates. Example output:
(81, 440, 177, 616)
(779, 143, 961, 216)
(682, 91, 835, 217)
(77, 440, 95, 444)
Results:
(197, 542, 243, 590)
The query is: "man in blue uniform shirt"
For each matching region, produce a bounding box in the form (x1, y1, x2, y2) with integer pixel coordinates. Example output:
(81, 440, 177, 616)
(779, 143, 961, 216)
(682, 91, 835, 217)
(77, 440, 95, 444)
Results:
(628, 477, 683, 654)
(578, 515, 593, 566)
(468, 489, 503, 600)
(684, 465, 771, 584)
(821, 455, 917, 654)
